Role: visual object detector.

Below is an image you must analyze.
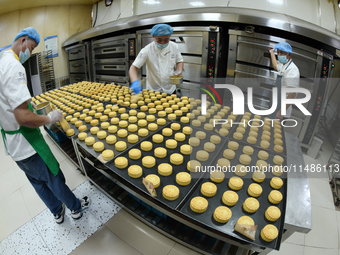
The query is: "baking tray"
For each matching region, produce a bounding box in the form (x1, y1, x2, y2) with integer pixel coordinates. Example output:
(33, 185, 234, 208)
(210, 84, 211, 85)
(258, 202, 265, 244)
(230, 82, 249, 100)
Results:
(53, 107, 113, 139)
(180, 139, 287, 250)
(53, 116, 98, 139)
(74, 112, 169, 163)
(139, 107, 187, 122)
(189, 106, 242, 138)
(106, 122, 227, 210)
(228, 114, 286, 156)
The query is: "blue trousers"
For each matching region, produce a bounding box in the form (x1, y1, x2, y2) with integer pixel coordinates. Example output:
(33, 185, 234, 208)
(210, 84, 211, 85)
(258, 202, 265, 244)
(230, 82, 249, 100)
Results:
(16, 153, 81, 215)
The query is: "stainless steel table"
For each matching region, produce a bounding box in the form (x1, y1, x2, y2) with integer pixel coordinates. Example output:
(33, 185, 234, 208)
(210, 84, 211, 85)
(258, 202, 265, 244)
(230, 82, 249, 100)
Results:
(284, 132, 312, 233)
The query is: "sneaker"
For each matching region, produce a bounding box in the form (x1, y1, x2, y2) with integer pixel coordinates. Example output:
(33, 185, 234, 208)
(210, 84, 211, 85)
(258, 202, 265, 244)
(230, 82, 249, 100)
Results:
(54, 203, 65, 224)
(71, 196, 90, 220)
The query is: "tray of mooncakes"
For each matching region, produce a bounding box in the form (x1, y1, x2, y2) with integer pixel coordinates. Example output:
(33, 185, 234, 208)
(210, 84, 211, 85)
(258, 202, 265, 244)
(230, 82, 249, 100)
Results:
(75, 111, 168, 164)
(179, 139, 287, 250)
(106, 122, 227, 210)
(189, 103, 242, 140)
(227, 112, 286, 157)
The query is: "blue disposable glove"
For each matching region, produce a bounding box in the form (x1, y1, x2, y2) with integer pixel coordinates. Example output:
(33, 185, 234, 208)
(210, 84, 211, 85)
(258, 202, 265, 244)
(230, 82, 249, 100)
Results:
(130, 80, 142, 94)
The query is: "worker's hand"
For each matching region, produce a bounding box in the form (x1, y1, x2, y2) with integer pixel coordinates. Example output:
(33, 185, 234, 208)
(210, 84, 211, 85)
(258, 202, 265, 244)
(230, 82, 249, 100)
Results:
(174, 70, 182, 76)
(130, 80, 142, 94)
(31, 101, 36, 109)
(268, 47, 275, 55)
(47, 110, 63, 124)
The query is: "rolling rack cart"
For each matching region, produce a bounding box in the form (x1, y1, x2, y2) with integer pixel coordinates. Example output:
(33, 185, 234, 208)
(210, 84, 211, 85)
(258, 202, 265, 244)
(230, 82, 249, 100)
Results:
(37, 50, 56, 92)
(328, 136, 340, 205)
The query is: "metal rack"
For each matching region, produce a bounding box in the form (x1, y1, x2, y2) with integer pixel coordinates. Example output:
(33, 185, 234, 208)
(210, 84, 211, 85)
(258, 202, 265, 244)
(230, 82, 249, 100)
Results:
(55, 75, 70, 88)
(37, 50, 56, 92)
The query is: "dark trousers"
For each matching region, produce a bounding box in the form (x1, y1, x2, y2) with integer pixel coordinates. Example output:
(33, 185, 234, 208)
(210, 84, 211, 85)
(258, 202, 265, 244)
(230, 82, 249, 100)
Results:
(16, 153, 81, 215)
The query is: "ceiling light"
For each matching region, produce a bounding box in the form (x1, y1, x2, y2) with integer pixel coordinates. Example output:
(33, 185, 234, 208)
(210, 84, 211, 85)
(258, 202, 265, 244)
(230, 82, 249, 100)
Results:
(268, 0, 283, 4)
(190, 2, 205, 7)
(143, 0, 160, 4)
(105, 0, 113, 7)
(338, 0, 340, 9)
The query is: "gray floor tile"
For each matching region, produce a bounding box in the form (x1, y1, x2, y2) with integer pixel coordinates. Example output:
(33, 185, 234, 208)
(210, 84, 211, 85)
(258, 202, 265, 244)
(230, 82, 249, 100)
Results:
(105, 209, 175, 255)
(0, 220, 51, 255)
(70, 225, 142, 255)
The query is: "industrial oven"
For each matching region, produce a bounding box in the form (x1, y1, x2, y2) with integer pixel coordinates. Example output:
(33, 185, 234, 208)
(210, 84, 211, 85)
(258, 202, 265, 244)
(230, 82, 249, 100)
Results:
(226, 30, 334, 148)
(65, 42, 93, 84)
(91, 34, 136, 85)
(136, 26, 220, 97)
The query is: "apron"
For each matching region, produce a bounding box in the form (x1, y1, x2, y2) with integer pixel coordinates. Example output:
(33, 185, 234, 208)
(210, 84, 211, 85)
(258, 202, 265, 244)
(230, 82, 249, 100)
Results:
(0, 103, 60, 176)
(270, 60, 292, 119)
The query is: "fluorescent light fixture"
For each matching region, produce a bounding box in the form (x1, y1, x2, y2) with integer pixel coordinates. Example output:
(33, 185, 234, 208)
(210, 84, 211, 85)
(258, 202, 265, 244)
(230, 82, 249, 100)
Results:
(190, 2, 205, 7)
(143, 0, 160, 4)
(268, 0, 283, 4)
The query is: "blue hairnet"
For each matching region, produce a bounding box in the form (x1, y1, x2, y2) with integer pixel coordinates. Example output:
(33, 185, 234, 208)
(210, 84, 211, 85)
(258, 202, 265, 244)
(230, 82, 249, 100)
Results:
(13, 27, 40, 46)
(150, 24, 173, 36)
(274, 42, 292, 54)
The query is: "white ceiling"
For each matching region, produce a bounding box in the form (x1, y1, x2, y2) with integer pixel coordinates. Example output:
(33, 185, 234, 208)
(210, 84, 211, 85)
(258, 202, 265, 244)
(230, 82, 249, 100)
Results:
(0, 0, 100, 15)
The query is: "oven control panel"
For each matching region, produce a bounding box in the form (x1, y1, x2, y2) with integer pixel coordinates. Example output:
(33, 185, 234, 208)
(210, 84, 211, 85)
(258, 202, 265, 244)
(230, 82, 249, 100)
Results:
(302, 57, 329, 145)
(206, 32, 218, 84)
(129, 39, 135, 57)
(128, 39, 136, 67)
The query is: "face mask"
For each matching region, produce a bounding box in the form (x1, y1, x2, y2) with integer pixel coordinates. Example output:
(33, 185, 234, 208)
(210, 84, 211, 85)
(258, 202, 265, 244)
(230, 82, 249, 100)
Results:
(278, 55, 288, 64)
(155, 42, 168, 50)
(19, 40, 30, 64)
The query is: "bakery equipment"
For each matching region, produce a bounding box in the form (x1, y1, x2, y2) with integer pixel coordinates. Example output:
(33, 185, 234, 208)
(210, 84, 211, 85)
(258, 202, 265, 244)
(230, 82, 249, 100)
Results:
(226, 30, 334, 148)
(39, 83, 311, 254)
(34, 101, 51, 116)
(91, 34, 136, 86)
(169, 75, 184, 85)
(58, 7, 330, 252)
(65, 42, 93, 83)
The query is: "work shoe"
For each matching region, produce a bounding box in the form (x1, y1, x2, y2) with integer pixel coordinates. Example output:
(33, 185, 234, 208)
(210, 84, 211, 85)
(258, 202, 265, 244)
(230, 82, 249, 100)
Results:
(54, 203, 65, 224)
(71, 196, 90, 220)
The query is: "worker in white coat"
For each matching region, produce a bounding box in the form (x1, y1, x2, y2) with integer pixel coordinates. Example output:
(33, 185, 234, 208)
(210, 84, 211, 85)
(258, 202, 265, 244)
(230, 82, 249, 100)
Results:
(0, 27, 90, 224)
(129, 23, 184, 94)
(269, 42, 300, 120)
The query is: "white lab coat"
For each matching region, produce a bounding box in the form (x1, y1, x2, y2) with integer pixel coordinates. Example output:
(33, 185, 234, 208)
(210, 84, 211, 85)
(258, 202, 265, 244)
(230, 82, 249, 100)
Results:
(0, 50, 36, 161)
(133, 41, 184, 94)
(276, 60, 300, 117)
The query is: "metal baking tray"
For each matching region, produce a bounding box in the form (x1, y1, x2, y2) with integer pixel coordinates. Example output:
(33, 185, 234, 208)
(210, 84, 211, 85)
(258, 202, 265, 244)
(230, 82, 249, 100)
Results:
(53, 115, 95, 139)
(189, 107, 242, 138)
(142, 108, 187, 122)
(180, 139, 287, 250)
(74, 112, 168, 164)
(105, 122, 227, 210)
(228, 114, 286, 156)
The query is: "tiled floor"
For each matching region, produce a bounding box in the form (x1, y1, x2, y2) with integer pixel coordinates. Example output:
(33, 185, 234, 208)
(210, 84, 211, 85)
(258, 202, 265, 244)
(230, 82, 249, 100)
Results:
(0, 128, 339, 254)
